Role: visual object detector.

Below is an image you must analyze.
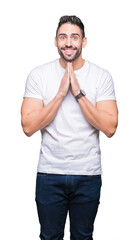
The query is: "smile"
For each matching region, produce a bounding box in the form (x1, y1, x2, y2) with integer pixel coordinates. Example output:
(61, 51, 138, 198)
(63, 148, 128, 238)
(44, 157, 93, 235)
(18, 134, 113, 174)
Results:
(62, 48, 76, 55)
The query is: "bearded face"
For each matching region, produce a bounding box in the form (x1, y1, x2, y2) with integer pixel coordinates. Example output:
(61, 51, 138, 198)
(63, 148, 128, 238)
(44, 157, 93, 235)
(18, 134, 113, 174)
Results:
(57, 37, 83, 62)
(55, 23, 86, 62)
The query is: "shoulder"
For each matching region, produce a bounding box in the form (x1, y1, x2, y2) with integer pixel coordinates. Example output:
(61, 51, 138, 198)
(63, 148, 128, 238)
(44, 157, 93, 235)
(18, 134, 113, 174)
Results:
(28, 59, 58, 77)
(87, 60, 110, 76)
(87, 61, 113, 87)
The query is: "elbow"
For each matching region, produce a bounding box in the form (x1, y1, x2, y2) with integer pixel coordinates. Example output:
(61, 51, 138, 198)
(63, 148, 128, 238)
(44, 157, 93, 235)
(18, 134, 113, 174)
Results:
(105, 125, 117, 138)
(24, 129, 33, 137)
(21, 121, 33, 137)
(105, 117, 118, 138)
(22, 126, 33, 137)
(106, 130, 115, 138)
(21, 116, 34, 137)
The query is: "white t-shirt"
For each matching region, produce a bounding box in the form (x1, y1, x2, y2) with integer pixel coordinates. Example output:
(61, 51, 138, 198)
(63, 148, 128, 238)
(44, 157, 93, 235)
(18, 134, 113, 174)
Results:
(24, 59, 116, 175)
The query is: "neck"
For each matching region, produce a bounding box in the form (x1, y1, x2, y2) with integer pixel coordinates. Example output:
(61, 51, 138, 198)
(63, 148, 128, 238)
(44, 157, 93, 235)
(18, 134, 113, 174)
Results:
(59, 56, 85, 70)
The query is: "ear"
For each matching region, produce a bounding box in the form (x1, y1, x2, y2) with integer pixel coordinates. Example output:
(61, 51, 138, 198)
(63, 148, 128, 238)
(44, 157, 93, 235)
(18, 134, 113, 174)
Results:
(54, 37, 58, 47)
(82, 37, 87, 48)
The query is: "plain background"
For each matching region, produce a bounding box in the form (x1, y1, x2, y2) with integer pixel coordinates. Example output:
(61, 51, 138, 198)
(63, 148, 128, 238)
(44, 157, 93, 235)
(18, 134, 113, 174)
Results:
(0, 0, 139, 239)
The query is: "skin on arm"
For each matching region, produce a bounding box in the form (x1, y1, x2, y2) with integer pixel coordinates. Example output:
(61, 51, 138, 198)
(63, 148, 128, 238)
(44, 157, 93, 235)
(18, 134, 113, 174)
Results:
(77, 97, 118, 138)
(21, 64, 70, 137)
(69, 62, 118, 138)
(21, 95, 63, 137)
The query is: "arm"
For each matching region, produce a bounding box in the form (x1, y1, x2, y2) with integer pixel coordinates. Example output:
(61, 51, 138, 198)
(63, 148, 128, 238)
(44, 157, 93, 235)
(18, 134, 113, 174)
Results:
(21, 63, 70, 137)
(69, 62, 118, 137)
(77, 97, 118, 138)
(21, 94, 64, 137)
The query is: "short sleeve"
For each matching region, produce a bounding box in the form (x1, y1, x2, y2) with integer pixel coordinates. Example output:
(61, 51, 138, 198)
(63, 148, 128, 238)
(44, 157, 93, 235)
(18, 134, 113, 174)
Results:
(96, 71, 116, 102)
(23, 67, 43, 100)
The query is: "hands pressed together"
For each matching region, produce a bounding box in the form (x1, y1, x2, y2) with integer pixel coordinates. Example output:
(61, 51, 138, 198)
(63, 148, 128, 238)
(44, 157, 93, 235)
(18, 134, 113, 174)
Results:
(58, 62, 80, 98)
(22, 61, 118, 138)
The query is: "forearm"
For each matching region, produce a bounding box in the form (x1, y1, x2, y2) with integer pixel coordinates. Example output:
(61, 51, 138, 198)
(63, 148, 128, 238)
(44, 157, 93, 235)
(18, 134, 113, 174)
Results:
(78, 96, 117, 137)
(22, 94, 64, 137)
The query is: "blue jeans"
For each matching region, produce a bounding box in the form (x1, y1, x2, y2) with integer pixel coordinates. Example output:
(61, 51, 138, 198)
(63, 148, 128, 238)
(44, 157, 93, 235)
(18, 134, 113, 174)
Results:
(35, 173, 102, 240)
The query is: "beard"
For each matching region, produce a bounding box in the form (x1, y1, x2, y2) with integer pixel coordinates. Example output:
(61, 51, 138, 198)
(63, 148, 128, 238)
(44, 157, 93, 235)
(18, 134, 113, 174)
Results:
(57, 45, 82, 62)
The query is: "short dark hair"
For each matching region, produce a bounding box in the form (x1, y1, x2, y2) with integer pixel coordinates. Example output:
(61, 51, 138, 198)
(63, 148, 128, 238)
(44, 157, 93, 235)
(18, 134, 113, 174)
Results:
(56, 15, 85, 38)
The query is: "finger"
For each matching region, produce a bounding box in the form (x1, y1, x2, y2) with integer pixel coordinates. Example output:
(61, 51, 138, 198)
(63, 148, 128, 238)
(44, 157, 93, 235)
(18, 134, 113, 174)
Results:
(70, 64, 75, 79)
(70, 62, 73, 69)
(65, 62, 70, 81)
(67, 62, 71, 70)
(65, 62, 69, 72)
(66, 62, 71, 80)
(70, 63, 75, 77)
(67, 62, 70, 77)
(69, 62, 73, 78)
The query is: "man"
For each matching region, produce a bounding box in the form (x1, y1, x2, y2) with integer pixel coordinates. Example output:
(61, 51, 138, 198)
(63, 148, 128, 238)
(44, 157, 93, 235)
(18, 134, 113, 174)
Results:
(21, 15, 118, 240)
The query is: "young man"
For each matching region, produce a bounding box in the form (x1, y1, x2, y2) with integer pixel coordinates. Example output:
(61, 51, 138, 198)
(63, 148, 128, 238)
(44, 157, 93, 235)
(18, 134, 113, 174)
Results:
(21, 15, 118, 240)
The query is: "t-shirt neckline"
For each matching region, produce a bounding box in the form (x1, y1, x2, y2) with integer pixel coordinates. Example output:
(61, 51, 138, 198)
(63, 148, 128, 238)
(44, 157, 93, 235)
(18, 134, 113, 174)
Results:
(56, 58, 88, 75)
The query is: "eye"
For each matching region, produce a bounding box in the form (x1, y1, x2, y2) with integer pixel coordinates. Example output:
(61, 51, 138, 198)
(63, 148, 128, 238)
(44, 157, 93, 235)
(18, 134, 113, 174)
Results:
(59, 35, 66, 41)
(72, 35, 79, 41)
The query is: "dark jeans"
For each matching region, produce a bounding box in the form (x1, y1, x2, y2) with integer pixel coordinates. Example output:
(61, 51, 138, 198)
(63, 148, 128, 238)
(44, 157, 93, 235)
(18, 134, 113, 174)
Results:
(35, 172, 102, 240)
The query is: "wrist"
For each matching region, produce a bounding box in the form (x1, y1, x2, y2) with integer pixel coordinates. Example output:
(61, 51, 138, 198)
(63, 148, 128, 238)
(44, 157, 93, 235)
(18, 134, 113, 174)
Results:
(56, 91, 65, 101)
(73, 90, 80, 97)
(75, 90, 86, 101)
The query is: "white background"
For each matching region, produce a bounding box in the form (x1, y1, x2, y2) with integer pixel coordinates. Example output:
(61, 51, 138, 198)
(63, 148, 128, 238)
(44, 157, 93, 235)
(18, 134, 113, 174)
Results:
(0, 0, 139, 239)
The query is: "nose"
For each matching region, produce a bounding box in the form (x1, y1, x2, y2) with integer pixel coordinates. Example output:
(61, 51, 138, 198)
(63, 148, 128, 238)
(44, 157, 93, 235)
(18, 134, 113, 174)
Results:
(66, 36, 72, 47)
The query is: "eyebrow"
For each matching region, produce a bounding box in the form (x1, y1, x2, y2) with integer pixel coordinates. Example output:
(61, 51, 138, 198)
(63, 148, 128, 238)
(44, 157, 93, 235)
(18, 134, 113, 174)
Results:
(58, 33, 80, 37)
